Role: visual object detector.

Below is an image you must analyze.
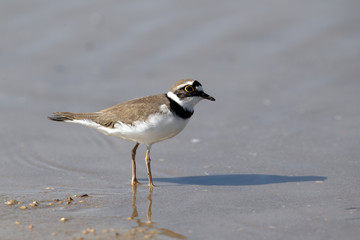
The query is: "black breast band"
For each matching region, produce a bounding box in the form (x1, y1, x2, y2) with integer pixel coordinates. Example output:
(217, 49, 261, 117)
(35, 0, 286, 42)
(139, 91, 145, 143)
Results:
(166, 95, 194, 119)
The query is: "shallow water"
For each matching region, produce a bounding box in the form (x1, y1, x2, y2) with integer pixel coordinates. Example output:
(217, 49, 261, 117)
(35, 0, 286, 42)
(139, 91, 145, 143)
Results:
(1, 0, 360, 239)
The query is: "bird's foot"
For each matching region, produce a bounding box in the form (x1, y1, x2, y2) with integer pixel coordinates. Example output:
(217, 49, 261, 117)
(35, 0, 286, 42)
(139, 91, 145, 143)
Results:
(131, 178, 140, 185)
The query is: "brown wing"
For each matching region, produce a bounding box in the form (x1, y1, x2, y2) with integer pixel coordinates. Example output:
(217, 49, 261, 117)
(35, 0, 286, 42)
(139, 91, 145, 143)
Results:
(98, 94, 170, 126)
(49, 94, 170, 128)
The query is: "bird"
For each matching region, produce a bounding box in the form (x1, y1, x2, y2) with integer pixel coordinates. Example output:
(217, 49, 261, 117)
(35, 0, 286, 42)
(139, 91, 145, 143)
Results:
(48, 79, 215, 187)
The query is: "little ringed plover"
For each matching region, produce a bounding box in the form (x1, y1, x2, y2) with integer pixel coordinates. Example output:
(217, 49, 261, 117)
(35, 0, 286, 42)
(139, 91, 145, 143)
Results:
(48, 79, 215, 187)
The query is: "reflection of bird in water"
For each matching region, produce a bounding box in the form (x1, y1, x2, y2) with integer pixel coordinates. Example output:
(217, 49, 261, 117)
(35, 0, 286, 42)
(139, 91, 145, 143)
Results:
(129, 184, 153, 224)
(126, 185, 187, 239)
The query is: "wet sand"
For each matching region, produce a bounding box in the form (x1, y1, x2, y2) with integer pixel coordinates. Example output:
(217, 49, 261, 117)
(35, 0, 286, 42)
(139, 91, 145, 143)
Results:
(1, 0, 360, 239)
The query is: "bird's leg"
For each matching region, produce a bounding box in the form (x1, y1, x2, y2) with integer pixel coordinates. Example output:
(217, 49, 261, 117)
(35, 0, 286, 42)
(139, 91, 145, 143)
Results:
(145, 146, 155, 188)
(131, 143, 140, 185)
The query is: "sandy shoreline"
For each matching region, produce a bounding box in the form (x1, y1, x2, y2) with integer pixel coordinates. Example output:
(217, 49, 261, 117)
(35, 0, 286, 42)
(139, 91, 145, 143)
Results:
(1, 0, 360, 239)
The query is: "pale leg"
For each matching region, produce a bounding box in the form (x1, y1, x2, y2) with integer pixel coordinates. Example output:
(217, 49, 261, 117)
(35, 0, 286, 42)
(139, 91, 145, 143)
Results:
(131, 143, 140, 185)
(145, 145, 155, 187)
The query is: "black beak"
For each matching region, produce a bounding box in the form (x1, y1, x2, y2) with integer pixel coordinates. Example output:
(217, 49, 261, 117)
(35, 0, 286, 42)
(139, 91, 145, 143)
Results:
(200, 91, 216, 101)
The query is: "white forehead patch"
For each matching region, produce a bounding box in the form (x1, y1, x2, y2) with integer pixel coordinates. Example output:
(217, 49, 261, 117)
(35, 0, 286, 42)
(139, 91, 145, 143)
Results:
(196, 85, 204, 92)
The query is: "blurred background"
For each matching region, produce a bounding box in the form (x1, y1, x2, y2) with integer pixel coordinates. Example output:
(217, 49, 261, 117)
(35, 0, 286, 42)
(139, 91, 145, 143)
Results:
(1, 0, 360, 239)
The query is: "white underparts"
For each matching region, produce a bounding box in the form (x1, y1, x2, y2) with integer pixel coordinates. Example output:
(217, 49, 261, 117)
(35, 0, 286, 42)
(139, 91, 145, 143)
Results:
(67, 104, 189, 145)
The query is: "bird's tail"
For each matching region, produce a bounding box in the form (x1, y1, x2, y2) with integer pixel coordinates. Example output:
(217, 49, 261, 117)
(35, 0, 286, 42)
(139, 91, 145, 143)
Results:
(48, 112, 100, 122)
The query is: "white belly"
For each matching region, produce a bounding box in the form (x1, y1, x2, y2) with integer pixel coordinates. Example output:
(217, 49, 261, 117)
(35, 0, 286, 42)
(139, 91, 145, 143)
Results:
(112, 112, 189, 145)
(70, 112, 189, 146)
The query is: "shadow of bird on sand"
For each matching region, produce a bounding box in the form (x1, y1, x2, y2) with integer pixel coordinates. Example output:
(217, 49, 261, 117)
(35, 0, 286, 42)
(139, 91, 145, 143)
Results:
(152, 174, 327, 186)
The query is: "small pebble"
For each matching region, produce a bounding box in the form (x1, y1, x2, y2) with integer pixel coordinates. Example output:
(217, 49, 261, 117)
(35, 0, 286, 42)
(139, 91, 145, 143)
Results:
(28, 225, 34, 229)
(191, 138, 200, 143)
(248, 152, 258, 157)
(5, 199, 18, 205)
(20, 205, 27, 210)
(66, 197, 73, 205)
(29, 201, 39, 207)
(60, 218, 67, 222)
(83, 228, 96, 234)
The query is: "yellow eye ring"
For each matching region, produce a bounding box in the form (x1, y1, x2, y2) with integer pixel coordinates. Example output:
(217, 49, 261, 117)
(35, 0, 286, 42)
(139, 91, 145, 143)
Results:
(184, 85, 195, 93)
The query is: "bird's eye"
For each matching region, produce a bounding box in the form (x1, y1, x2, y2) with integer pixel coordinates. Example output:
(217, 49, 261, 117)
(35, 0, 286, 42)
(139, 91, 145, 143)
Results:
(184, 85, 195, 93)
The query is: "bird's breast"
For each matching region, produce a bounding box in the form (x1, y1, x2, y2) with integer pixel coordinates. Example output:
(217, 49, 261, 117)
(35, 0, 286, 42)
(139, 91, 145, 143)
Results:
(112, 111, 190, 145)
